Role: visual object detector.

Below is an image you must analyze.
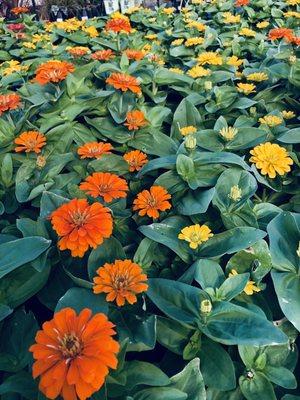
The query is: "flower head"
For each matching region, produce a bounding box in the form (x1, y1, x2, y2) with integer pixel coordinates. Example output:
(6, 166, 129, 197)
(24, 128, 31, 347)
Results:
(0, 93, 21, 115)
(197, 52, 222, 66)
(219, 126, 238, 141)
(256, 21, 269, 29)
(50, 198, 113, 257)
(281, 110, 296, 119)
(250, 142, 293, 178)
(235, 0, 250, 6)
(171, 38, 185, 46)
(29, 307, 119, 400)
(133, 185, 171, 218)
(15, 131, 46, 153)
(11, 6, 29, 15)
(91, 49, 115, 61)
(123, 150, 148, 172)
(79, 172, 128, 202)
(185, 37, 204, 47)
(186, 20, 206, 31)
(67, 46, 89, 57)
(7, 23, 25, 32)
(124, 49, 145, 61)
(246, 72, 268, 82)
(239, 28, 256, 37)
(77, 142, 113, 159)
(237, 82, 256, 94)
(106, 73, 141, 95)
(259, 115, 283, 127)
(268, 27, 294, 42)
(228, 185, 242, 201)
(105, 18, 132, 33)
(124, 110, 148, 130)
(223, 12, 241, 24)
(180, 125, 197, 136)
(229, 269, 261, 295)
(187, 65, 210, 78)
(227, 55, 244, 67)
(93, 259, 148, 306)
(34, 60, 75, 85)
(178, 224, 213, 249)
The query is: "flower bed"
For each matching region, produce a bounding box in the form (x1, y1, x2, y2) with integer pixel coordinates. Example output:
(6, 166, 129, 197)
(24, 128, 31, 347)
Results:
(0, 2, 300, 399)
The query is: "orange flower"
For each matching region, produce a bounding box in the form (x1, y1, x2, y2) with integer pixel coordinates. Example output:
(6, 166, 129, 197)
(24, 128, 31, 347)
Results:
(235, 0, 249, 5)
(133, 185, 172, 218)
(123, 150, 148, 172)
(29, 307, 119, 400)
(77, 142, 113, 159)
(93, 259, 148, 306)
(124, 49, 145, 61)
(268, 28, 294, 42)
(50, 198, 113, 257)
(15, 131, 46, 153)
(79, 172, 128, 202)
(11, 6, 29, 15)
(67, 46, 89, 57)
(105, 18, 132, 33)
(91, 49, 115, 61)
(34, 60, 75, 85)
(106, 73, 141, 95)
(0, 93, 21, 115)
(124, 110, 148, 130)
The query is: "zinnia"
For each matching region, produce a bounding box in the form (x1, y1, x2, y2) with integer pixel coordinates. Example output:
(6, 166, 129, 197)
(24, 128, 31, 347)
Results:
(7, 23, 25, 32)
(133, 185, 171, 218)
(50, 198, 113, 257)
(123, 150, 148, 172)
(93, 259, 148, 306)
(79, 172, 128, 202)
(34, 60, 75, 85)
(106, 73, 141, 94)
(268, 28, 294, 42)
(124, 110, 148, 130)
(235, 0, 249, 5)
(178, 224, 213, 249)
(124, 49, 145, 61)
(11, 6, 29, 15)
(105, 18, 132, 33)
(15, 131, 46, 153)
(91, 49, 115, 61)
(77, 142, 113, 159)
(0, 93, 21, 115)
(229, 270, 261, 295)
(29, 307, 119, 400)
(249, 142, 293, 178)
(67, 46, 89, 57)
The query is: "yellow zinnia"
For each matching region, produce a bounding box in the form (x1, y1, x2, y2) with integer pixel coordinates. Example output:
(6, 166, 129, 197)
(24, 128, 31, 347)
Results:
(246, 72, 268, 82)
(219, 126, 238, 141)
(239, 28, 256, 37)
(229, 270, 261, 295)
(178, 224, 213, 249)
(259, 115, 283, 127)
(180, 126, 197, 136)
(197, 52, 222, 66)
(281, 110, 296, 119)
(185, 37, 204, 47)
(256, 21, 269, 28)
(223, 12, 241, 24)
(237, 83, 256, 94)
(227, 55, 244, 67)
(249, 142, 293, 178)
(169, 67, 184, 74)
(171, 38, 185, 46)
(187, 65, 210, 78)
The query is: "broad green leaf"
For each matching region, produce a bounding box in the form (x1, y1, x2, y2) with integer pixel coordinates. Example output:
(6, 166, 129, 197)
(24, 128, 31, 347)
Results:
(40, 191, 69, 218)
(177, 188, 215, 215)
(194, 259, 225, 289)
(0, 372, 38, 399)
(239, 371, 276, 400)
(217, 273, 250, 301)
(125, 361, 170, 390)
(134, 387, 187, 400)
(263, 366, 296, 389)
(0, 304, 12, 322)
(156, 317, 190, 355)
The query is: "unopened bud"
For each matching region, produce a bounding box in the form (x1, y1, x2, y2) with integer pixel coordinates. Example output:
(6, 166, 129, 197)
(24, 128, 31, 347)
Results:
(297, 242, 300, 257)
(289, 55, 297, 64)
(201, 299, 212, 314)
(185, 135, 197, 150)
(36, 155, 46, 168)
(204, 81, 212, 90)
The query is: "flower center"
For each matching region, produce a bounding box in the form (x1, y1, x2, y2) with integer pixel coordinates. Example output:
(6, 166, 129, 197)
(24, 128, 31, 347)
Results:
(59, 333, 82, 358)
(26, 139, 38, 150)
(113, 275, 129, 290)
(70, 210, 88, 227)
(147, 195, 157, 208)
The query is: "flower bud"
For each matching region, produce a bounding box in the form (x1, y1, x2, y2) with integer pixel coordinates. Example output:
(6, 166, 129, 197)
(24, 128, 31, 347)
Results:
(204, 81, 212, 90)
(201, 299, 212, 314)
(36, 155, 46, 169)
(185, 135, 197, 150)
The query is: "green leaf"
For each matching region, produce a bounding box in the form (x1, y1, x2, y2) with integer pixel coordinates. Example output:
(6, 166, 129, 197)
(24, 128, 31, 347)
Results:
(90, 154, 129, 175)
(171, 98, 202, 140)
(125, 361, 170, 390)
(263, 366, 296, 389)
(55, 287, 108, 315)
(0, 304, 12, 322)
(133, 238, 159, 272)
(0, 237, 51, 279)
(40, 191, 69, 218)
(239, 371, 276, 400)
(217, 273, 250, 301)
(193, 259, 225, 289)
(156, 317, 190, 355)
(177, 188, 215, 215)
(128, 130, 178, 157)
(278, 128, 300, 144)
(0, 372, 37, 399)
(134, 387, 187, 400)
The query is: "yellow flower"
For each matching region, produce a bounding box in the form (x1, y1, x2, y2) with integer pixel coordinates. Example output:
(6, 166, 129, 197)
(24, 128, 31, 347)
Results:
(239, 28, 256, 37)
(185, 135, 197, 150)
(228, 185, 242, 201)
(281, 110, 296, 119)
(82, 25, 98, 38)
(142, 44, 152, 53)
(192, 0, 204, 4)
(23, 42, 36, 49)
(201, 299, 212, 314)
(145, 33, 157, 40)
(219, 126, 238, 141)
(227, 55, 244, 67)
(235, 71, 243, 78)
(111, 11, 129, 20)
(55, 18, 83, 33)
(197, 51, 222, 66)
(169, 67, 184, 74)
(289, 55, 297, 63)
(124, 6, 140, 14)
(1, 60, 28, 76)
(223, 12, 241, 24)
(286, 0, 300, 5)
(185, 37, 204, 47)
(187, 65, 210, 78)
(259, 115, 283, 127)
(284, 11, 300, 18)
(178, 224, 213, 249)
(186, 20, 206, 31)
(237, 83, 256, 94)
(163, 7, 175, 15)
(32, 34, 51, 43)
(229, 270, 261, 295)
(171, 38, 185, 46)
(180, 125, 197, 136)
(250, 142, 293, 178)
(246, 72, 268, 82)
(256, 21, 269, 28)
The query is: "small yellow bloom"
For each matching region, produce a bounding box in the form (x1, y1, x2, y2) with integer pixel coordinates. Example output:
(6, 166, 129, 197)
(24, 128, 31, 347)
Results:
(259, 115, 283, 127)
(171, 38, 185, 46)
(228, 185, 242, 201)
(219, 126, 238, 141)
(192, 0, 204, 4)
(223, 12, 241, 24)
(180, 125, 197, 136)
(82, 25, 98, 38)
(286, 0, 300, 5)
(201, 299, 212, 314)
(163, 7, 175, 15)
(185, 37, 204, 47)
(142, 44, 152, 53)
(250, 142, 293, 178)
(237, 83, 256, 94)
(246, 72, 268, 82)
(227, 55, 244, 68)
(186, 20, 206, 31)
(145, 33, 157, 40)
(187, 65, 210, 78)
(281, 110, 296, 119)
(124, 6, 140, 14)
(197, 51, 222, 66)
(23, 42, 36, 49)
(204, 81, 212, 90)
(36, 155, 47, 169)
(229, 270, 261, 295)
(169, 67, 184, 74)
(289, 55, 297, 63)
(239, 28, 256, 37)
(178, 224, 213, 249)
(284, 11, 300, 18)
(256, 21, 269, 28)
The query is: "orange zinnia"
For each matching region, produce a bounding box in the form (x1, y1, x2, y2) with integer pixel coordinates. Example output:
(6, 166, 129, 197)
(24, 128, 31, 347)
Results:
(91, 49, 115, 61)
(268, 28, 294, 42)
(79, 172, 128, 202)
(124, 49, 145, 61)
(50, 198, 113, 257)
(123, 150, 148, 172)
(15, 131, 46, 153)
(133, 185, 172, 218)
(106, 73, 141, 95)
(29, 307, 119, 400)
(105, 18, 132, 34)
(67, 46, 89, 57)
(0, 93, 21, 115)
(124, 110, 148, 130)
(77, 142, 113, 159)
(34, 60, 75, 85)
(235, 0, 249, 5)
(11, 6, 29, 15)
(93, 259, 148, 306)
